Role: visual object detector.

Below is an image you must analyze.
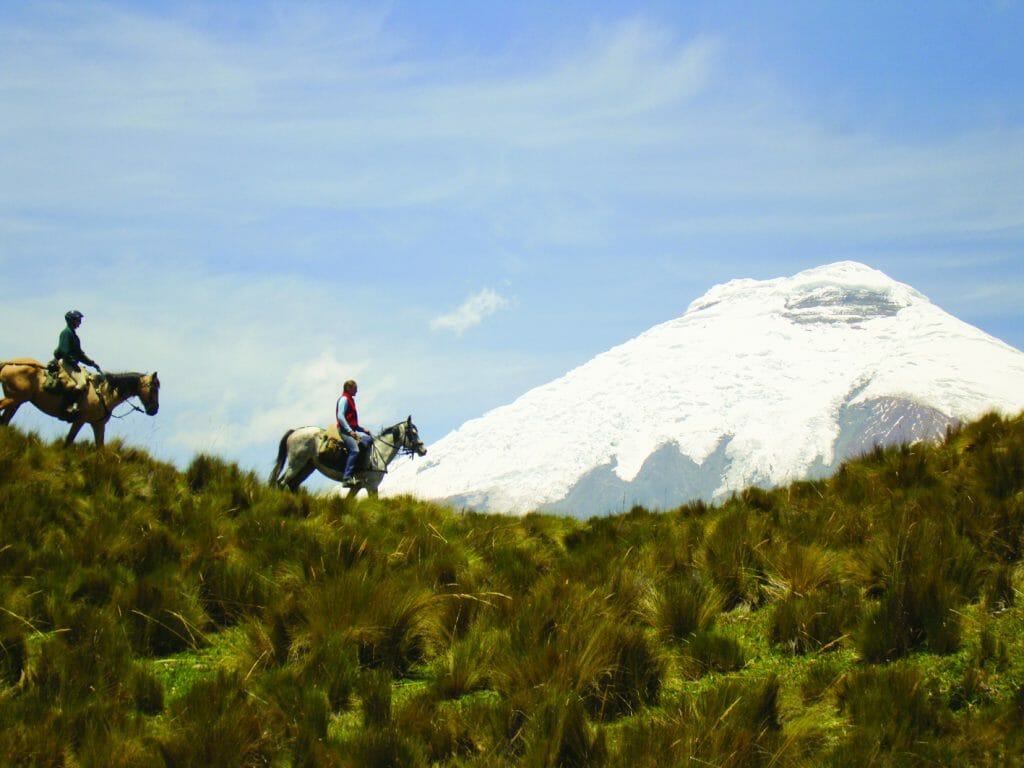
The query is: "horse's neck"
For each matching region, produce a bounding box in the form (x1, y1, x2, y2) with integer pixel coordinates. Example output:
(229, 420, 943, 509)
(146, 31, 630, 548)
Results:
(95, 377, 133, 407)
(372, 429, 402, 468)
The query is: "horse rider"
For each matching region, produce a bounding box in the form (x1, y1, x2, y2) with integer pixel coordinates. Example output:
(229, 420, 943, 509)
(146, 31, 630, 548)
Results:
(337, 379, 373, 486)
(55, 310, 102, 417)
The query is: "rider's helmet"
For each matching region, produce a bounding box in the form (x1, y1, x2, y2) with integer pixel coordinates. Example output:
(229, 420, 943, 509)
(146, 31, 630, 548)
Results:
(65, 310, 84, 323)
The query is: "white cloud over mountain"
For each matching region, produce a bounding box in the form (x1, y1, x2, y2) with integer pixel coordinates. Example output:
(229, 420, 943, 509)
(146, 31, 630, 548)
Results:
(431, 289, 511, 335)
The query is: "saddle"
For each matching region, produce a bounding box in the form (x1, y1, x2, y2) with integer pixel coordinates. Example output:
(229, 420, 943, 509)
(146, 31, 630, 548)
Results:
(43, 359, 100, 393)
(317, 425, 371, 473)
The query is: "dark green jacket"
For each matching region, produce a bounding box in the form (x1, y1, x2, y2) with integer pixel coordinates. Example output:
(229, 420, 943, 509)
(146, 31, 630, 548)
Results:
(55, 325, 95, 370)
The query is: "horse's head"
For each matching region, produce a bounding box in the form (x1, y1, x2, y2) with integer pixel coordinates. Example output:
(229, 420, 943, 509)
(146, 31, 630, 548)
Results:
(139, 372, 160, 416)
(401, 415, 427, 457)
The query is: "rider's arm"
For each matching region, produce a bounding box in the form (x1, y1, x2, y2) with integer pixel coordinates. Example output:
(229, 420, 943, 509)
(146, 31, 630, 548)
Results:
(337, 398, 354, 435)
(67, 330, 97, 368)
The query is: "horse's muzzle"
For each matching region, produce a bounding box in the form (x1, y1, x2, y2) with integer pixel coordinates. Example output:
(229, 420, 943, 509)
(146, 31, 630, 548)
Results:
(146, 404, 160, 415)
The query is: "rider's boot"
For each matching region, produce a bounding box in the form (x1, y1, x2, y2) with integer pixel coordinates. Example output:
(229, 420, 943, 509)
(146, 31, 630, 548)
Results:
(62, 391, 81, 420)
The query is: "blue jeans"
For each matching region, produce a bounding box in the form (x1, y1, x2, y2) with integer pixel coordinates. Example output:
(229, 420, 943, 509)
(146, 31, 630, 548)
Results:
(342, 432, 372, 478)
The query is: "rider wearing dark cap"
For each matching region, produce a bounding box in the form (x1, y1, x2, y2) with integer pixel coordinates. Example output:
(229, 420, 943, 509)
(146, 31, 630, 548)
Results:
(55, 310, 101, 417)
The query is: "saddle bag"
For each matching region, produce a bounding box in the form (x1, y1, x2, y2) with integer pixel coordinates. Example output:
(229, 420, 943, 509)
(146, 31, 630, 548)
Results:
(318, 430, 347, 465)
(43, 359, 63, 392)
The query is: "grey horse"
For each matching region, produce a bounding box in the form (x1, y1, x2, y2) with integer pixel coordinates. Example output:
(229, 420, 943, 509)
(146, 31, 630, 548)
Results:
(268, 416, 427, 497)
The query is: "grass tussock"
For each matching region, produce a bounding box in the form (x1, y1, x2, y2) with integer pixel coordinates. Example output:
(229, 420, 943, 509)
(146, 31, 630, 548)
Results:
(2, 411, 1024, 764)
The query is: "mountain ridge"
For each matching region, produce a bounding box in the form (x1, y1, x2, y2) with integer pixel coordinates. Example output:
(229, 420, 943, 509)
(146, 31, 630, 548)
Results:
(382, 262, 1024, 515)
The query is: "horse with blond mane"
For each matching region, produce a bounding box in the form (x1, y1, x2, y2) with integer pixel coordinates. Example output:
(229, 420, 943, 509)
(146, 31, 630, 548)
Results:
(0, 358, 160, 447)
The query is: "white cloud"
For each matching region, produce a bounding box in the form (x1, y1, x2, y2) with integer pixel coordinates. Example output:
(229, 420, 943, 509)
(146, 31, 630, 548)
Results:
(430, 289, 511, 335)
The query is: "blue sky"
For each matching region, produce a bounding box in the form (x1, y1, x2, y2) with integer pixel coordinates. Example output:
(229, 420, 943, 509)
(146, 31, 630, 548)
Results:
(2, 1, 1022, 484)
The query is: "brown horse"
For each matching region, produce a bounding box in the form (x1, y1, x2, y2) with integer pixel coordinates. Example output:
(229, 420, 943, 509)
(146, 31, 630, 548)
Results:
(0, 358, 160, 447)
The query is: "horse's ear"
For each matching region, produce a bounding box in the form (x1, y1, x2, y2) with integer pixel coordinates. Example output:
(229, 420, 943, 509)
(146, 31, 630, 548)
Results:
(407, 415, 412, 424)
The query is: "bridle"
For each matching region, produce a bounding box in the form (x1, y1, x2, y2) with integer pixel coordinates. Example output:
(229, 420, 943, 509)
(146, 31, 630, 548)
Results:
(99, 374, 157, 419)
(374, 423, 425, 461)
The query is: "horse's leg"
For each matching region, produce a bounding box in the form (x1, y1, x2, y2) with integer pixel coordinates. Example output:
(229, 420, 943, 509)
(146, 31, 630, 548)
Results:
(362, 473, 383, 499)
(286, 463, 316, 492)
(277, 455, 302, 489)
(91, 422, 106, 448)
(0, 400, 21, 426)
(65, 421, 85, 446)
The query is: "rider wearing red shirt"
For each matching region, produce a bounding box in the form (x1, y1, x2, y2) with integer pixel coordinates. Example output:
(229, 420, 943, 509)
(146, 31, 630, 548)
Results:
(336, 379, 372, 485)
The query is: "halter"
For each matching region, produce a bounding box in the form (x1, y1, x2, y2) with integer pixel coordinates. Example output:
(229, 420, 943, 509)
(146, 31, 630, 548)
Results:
(96, 373, 153, 419)
(375, 425, 420, 456)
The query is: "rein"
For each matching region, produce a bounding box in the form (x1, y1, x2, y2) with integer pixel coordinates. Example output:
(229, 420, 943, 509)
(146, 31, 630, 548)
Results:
(375, 427, 420, 458)
(367, 426, 419, 472)
(110, 400, 147, 419)
(95, 374, 148, 419)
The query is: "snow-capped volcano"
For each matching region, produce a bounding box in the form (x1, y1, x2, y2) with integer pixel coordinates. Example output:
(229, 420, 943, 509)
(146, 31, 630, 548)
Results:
(382, 262, 1024, 516)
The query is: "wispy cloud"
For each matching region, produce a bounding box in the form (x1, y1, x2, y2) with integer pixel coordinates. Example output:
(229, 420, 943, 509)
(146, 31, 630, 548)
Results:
(431, 289, 511, 335)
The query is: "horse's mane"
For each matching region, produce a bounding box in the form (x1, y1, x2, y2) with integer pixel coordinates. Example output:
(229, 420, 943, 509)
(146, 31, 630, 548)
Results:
(100, 372, 145, 396)
(382, 420, 408, 438)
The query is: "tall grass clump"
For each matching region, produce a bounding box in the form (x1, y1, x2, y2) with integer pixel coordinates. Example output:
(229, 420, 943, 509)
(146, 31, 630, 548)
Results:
(156, 668, 281, 766)
(516, 690, 608, 768)
(491, 574, 664, 725)
(644, 570, 723, 643)
(854, 512, 967, 661)
(609, 675, 789, 767)
(429, 630, 493, 701)
(353, 590, 440, 676)
(765, 541, 860, 654)
(831, 664, 951, 765)
(700, 505, 771, 608)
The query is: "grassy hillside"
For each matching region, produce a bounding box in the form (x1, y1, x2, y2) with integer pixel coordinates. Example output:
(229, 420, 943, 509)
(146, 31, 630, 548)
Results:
(2, 413, 1024, 766)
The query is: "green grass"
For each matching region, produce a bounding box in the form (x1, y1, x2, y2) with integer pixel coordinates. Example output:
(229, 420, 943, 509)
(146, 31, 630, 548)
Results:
(2, 413, 1024, 764)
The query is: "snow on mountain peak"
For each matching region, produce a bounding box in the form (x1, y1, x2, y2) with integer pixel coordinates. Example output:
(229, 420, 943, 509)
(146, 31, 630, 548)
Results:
(688, 261, 925, 323)
(382, 262, 1024, 516)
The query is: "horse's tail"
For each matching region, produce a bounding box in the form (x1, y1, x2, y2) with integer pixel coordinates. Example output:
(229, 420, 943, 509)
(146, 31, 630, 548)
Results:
(269, 429, 295, 486)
